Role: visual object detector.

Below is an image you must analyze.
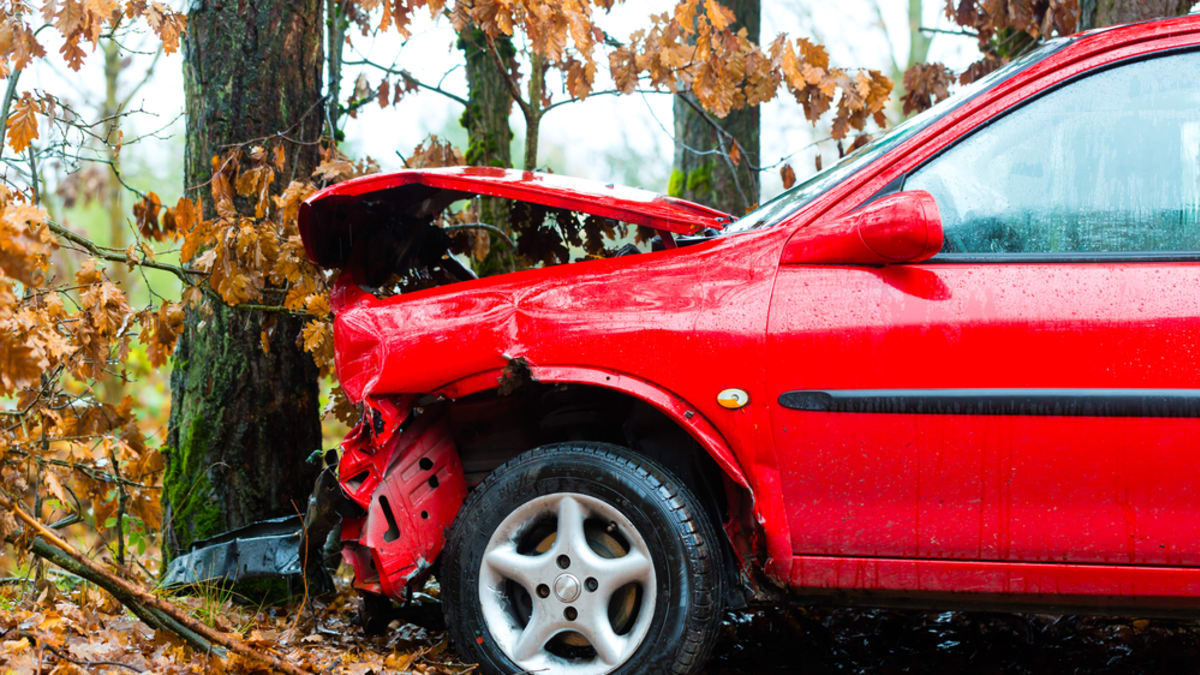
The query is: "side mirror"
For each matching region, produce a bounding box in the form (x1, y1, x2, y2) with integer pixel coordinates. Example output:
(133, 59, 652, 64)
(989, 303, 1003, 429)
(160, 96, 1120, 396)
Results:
(781, 190, 943, 265)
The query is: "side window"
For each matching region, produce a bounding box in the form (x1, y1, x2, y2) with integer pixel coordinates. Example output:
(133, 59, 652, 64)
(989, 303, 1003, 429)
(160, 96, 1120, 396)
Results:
(906, 51, 1200, 254)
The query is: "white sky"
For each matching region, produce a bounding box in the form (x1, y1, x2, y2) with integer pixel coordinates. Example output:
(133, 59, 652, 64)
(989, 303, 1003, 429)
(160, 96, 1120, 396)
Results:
(14, 0, 980, 207)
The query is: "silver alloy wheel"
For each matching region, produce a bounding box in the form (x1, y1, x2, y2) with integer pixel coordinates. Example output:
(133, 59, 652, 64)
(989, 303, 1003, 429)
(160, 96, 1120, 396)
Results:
(478, 492, 657, 674)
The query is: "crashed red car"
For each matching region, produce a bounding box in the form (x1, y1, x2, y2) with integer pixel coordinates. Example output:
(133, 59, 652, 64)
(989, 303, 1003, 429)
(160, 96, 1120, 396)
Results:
(299, 16, 1200, 674)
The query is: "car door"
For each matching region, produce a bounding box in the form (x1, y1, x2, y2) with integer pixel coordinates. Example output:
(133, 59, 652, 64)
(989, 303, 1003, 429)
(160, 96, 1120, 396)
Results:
(767, 49, 1200, 566)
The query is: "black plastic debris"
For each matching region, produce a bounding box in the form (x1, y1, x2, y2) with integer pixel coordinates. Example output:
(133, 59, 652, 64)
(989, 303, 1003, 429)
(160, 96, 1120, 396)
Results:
(161, 515, 302, 588)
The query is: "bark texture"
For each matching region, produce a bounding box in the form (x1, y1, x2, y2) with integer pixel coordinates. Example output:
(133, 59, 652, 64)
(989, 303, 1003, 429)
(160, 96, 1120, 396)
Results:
(1087, 0, 1195, 27)
(165, 0, 324, 557)
(458, 27, 516, 274)
(671, 0, 760, 215)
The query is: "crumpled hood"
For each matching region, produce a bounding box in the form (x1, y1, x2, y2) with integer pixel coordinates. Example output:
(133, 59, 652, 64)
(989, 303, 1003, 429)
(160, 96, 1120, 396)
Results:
(330, 235, 748, 402)
(299, 167, 731, 269)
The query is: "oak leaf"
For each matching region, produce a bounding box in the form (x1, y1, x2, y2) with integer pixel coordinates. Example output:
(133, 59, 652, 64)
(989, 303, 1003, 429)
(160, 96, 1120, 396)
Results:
(780, 163, 796, 189)
(6, 92, 41, 154)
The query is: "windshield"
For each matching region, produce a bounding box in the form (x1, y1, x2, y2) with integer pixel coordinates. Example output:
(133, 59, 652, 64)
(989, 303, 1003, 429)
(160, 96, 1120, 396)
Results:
(721, 38, 1072, 236)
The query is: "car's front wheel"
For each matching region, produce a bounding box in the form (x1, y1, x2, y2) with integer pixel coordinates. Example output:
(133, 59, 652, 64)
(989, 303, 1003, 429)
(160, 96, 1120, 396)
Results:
(441, 442, 725, 674)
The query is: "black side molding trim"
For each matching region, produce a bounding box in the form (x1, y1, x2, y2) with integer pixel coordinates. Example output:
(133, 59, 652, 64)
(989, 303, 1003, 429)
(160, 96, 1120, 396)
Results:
(778, 389, 1200, 417)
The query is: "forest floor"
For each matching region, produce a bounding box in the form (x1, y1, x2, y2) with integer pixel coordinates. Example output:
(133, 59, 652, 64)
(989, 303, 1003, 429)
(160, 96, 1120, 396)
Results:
(4, 576, 1200, 674)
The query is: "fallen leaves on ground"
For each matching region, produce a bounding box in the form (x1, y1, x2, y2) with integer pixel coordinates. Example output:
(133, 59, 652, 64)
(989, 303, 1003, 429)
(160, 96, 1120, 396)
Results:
(0, 579, 476, 674)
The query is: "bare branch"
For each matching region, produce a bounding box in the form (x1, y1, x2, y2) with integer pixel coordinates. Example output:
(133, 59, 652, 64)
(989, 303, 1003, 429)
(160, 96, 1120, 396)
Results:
(0, 68, 22, 158)
(343, 57, 470, 106)
(45, 220, 202, 282)
(443, 222, 516, 247)
(485, 33, 531, 118)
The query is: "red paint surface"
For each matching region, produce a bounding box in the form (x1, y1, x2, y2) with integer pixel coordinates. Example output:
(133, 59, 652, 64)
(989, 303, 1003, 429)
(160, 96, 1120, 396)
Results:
(782, 191, 943, 265)
(307, 16, 1200, 606)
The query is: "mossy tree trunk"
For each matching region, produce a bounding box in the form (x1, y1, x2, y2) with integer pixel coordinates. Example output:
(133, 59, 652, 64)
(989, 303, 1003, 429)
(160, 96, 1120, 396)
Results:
(458, 26, 516, 274)
(671, 0, 760, 215)
(1083, 0, 1195, 28)
(164, 0, 325, 557)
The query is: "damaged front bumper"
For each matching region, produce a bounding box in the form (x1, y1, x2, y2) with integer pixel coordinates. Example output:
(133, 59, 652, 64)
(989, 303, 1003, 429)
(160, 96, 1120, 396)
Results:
(338, 398, 467, 598)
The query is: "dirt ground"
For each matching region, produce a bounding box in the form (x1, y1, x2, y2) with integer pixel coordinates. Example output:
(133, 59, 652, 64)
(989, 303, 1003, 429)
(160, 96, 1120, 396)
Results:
(710, 606, 1200, 674)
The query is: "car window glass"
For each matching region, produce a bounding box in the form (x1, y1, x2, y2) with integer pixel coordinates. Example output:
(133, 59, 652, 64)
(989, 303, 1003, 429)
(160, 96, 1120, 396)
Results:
(906, 51, 1200, 254)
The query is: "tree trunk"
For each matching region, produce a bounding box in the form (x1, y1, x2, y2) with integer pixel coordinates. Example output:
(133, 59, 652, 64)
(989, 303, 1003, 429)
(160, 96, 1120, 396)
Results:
(458, 26, 516, 274)
(1083, 0, 1195, 28)
(326, 0, 348, 140)
(671, 0, 760, 215)
(165, 0, 324, 558)
(100, 38, 126, 406)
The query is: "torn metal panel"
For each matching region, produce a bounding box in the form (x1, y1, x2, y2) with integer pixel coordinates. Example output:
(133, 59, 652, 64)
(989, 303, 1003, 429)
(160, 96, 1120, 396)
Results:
(161, 515, 302, 587)
(340, 411, 467, 598)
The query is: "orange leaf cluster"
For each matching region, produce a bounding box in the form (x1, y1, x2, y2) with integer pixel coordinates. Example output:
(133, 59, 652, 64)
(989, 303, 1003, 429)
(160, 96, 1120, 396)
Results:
(0, 1, 187, 76)
(171, 145, 386, 377)
(944, 0, 1078, 83)
(406, 135, 466, 169)
(611, 1, 891, 133)
(0, 212, 163, 548)
(946, 0, 1079, 45)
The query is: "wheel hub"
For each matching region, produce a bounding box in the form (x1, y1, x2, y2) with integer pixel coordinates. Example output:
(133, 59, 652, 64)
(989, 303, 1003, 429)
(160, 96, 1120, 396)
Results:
(478, 492, 657, 674)
(554, 573, 581, 602)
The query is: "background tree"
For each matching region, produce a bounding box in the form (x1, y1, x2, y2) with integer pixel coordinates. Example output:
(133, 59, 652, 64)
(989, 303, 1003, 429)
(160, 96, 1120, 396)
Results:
(458, 26, 516, 273)
(1084, 0, 1195, 27)
(163, 0, 326, 558)
(671, 0, 760, 214)
(906, 0, 1199, 115)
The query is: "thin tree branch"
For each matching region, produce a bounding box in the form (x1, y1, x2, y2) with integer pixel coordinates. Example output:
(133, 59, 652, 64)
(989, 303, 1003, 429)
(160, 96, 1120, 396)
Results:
(117, 46, 164, 113)
(919, 26, 980, 37)
(342, 58, 469, 106)
(46, 220, 202, 282)
(443, 222, 516, 247)
(485, 33, 531, 118)
(1, 450, 160, 490)
(541, 87, 666, 113)
(676, 93, 749, 211)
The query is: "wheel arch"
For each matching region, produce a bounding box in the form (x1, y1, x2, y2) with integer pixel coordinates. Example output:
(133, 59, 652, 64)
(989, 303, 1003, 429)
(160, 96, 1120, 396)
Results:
(430, 364, 761, 603)
(433, 364, 749, 489)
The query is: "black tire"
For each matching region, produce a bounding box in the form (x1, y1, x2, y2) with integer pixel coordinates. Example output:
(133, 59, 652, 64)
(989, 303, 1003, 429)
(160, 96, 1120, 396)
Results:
(441, 442, 726, 674)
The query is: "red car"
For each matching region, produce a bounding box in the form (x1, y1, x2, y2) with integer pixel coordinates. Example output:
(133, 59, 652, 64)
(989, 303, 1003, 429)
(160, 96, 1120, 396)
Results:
(299, 15, 1200, 674)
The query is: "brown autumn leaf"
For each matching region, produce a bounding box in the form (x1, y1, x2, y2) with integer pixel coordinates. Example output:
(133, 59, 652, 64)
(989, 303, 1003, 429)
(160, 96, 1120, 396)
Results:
(0, 199, 53, 285)
(142, 301, 184, 368)
(377, 77, 390, 108)
(133, 192, 164, 240)
(6, 92, 41, 154)
(902, 61, 954, 115)
(705, 0, 736, 31)
(405, 135, 464, 168)
(780, 163, 796, 189)
(300, 318, 333, 375)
